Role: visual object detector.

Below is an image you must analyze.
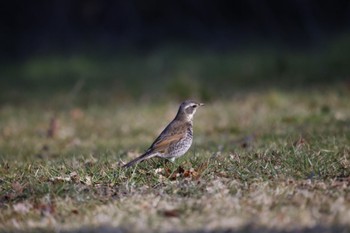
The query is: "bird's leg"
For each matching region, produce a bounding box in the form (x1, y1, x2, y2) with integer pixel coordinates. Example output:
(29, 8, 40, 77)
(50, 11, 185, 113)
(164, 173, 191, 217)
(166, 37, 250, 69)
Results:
(163, 158, 178, 178)
(163, 158, 173, 167)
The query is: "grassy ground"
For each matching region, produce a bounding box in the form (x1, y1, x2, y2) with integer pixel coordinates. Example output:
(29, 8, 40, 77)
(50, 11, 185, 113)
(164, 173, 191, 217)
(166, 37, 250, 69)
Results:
(0, 86, 349, 232)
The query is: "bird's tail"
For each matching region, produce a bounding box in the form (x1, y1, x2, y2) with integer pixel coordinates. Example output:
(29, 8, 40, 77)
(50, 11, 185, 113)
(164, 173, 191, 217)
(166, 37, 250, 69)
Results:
(122, 151, 156, 168)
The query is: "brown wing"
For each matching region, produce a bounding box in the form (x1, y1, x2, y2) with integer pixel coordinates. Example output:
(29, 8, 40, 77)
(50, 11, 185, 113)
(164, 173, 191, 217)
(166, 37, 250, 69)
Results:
(147, 120, 187, 154)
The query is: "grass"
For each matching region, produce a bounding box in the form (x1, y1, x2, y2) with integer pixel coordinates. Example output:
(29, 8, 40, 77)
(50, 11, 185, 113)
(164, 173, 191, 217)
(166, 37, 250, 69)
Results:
(0, 86, 349, 232)
(1, 34, 350, 104)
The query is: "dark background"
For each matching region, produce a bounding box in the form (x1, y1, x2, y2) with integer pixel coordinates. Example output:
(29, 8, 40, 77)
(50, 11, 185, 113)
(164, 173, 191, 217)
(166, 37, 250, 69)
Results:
(2, 0, 350, 57)
(1, 0, 350, 103)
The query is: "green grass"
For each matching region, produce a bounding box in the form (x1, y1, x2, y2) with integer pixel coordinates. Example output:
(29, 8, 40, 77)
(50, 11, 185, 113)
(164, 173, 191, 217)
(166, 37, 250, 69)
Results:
(0, 87, 349, 232)
(1, 34, 350, 104)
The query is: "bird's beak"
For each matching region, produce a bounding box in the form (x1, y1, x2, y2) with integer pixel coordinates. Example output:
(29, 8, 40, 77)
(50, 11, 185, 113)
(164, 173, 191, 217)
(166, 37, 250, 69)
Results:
(199, 103, 204, 107)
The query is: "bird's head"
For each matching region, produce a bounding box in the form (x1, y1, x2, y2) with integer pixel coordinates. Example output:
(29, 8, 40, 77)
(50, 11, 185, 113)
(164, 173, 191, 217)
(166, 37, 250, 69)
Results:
(176, 100, 204, 122)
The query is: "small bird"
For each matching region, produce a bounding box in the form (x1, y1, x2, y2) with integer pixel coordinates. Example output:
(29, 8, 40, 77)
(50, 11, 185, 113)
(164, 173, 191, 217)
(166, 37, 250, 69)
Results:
(123, 100, 204, 168)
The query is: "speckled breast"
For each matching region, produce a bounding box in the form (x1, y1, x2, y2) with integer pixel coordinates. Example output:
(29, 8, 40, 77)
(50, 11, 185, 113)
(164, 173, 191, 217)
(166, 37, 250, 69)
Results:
(167, 127, 193, 158)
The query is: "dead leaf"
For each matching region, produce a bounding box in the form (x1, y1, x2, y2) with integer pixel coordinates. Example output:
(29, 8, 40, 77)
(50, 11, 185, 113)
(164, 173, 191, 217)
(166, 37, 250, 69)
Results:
(183, 170, 191, 177)
(183, 167, 202, 180)
(177, 166, 185, 174)
(162, 166, 182, 180)
(71, 209, 79, 214)
(159, 209, 180, 218)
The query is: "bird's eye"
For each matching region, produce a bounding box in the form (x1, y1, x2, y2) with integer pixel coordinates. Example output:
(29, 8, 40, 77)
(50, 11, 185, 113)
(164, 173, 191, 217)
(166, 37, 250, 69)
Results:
(192, 105, 197, 108)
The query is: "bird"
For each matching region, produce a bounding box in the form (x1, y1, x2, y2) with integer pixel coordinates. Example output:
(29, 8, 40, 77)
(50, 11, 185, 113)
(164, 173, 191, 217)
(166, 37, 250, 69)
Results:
(122, 100, 204, 168)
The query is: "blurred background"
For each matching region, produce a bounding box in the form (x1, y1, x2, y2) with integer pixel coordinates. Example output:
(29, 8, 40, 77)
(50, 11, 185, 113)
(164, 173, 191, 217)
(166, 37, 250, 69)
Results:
(1, 0, 350, 104)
